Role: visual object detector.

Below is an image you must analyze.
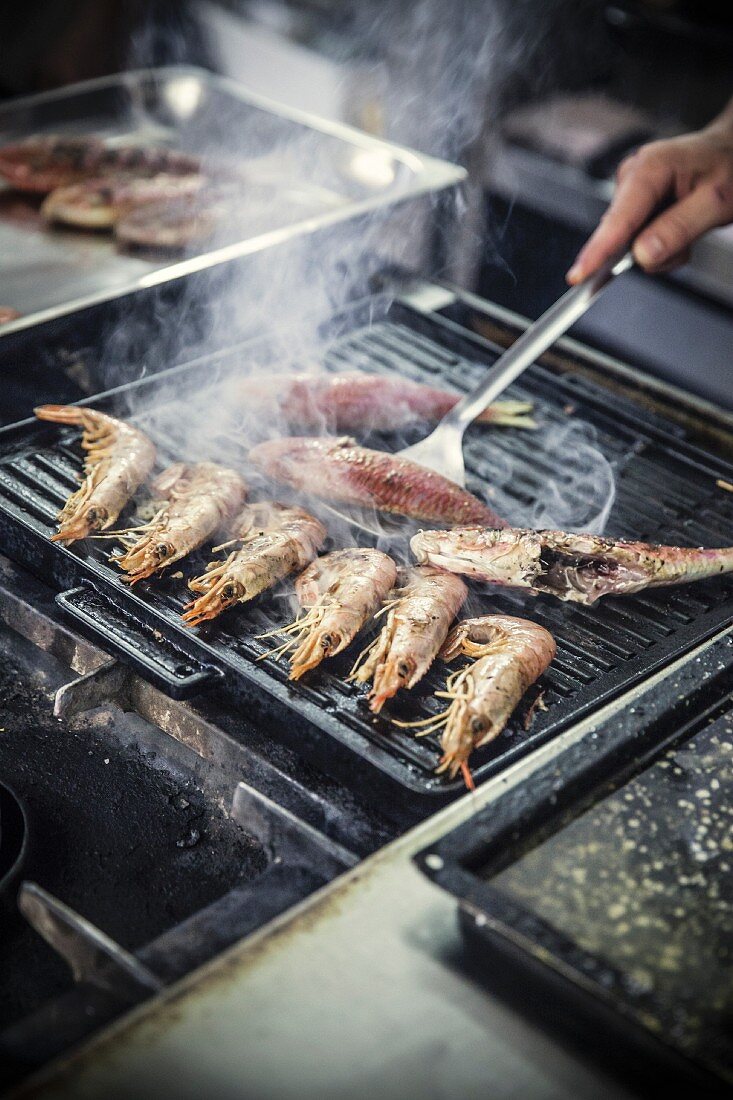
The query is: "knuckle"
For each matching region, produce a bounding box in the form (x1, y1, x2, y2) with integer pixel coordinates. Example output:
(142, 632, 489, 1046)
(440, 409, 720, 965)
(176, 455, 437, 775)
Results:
(711, 176, 733, 209)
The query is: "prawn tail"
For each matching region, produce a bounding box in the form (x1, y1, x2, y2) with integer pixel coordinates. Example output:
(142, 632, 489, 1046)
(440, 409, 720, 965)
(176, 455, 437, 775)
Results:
(34, 404, 86, 425)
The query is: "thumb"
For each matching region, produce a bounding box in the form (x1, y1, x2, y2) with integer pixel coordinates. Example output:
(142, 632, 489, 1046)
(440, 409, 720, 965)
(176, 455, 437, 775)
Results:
(633, 181, 733, 270)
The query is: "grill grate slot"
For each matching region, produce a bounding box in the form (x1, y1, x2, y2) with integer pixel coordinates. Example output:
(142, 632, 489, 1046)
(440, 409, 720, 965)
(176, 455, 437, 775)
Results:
(0, 305, 731, 818)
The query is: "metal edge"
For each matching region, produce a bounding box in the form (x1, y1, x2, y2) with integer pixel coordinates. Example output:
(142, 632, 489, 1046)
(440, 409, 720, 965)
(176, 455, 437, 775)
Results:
(0, 66, 466, 342)
(426, 281, 733, 432)
(8, 626, 732, 1100)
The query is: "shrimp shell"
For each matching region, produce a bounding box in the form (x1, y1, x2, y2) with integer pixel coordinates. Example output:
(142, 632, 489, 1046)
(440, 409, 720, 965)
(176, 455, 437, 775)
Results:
(182, 502, 325, 626)
(34, 404, 156, 543)
(263, 548, 397, 680)
(350, 565, 467, 712)
(114, 462, 247, 583)
(403, 615, 555, 788)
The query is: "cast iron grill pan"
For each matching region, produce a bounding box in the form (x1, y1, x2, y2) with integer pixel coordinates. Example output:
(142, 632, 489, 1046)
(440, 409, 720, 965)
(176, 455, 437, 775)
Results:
(0, 300, 731, 823)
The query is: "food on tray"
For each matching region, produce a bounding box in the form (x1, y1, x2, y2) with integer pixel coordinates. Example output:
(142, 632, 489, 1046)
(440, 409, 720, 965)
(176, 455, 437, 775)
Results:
(349, 565, 467, 712)
(410, 527, 733, 604)
(249, 436, 506, 527)
(183, 501, 326, 626)
(0, 306, 21, 325)
(114, 189, 226, 249)
(401, 615, 556, 788)
(261, 548, 397, 680)
(113, 462, 247, 583)
(41, 172, 204, 229)
(0, 134, 200, 195)
(0, 135, 105, 193)
(34, 404, 156, 543)
(233, 372, 535, 433)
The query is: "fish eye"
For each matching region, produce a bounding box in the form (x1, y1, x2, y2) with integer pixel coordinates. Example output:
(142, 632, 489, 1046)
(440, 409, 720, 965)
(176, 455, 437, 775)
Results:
(155, 542, 172, 559)
(470, 716, 487, 735)
(397, 660, 411, 678)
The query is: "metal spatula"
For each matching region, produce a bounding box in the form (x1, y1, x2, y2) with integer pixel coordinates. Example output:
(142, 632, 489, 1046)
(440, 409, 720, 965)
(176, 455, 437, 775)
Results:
(322, 248, 634, 537)
(399, 249, 635, 485)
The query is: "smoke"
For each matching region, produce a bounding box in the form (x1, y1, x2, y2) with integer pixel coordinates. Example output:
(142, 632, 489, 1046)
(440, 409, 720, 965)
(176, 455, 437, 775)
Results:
(99, 0, 618, 544)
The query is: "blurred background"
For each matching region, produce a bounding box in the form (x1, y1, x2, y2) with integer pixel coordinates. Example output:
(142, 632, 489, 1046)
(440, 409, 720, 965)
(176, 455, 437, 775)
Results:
(1, 0, 732, 403)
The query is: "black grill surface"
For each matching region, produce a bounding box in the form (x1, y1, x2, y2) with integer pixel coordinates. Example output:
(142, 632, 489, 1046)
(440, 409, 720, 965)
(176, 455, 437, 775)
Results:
(0, 299, 731, 823)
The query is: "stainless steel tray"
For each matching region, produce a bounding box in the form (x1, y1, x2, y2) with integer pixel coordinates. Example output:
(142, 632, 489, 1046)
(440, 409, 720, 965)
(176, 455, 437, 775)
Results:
(0, 66, 464, 339)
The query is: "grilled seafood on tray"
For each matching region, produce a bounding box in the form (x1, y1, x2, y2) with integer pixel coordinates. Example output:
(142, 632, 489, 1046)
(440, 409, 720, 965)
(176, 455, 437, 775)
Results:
(233, 372, 535, 433)
(401, 615, 556, 788)
(350, 565, 467, 712)
(410, 527, 733, 604)
(34, 404, 156, 543)
(183, 501, 326, 626)
(261, 548, 397, 680)
(0, 134, 200, 195)
(250, 436, 505, 527)
(41, 173, 205, 230)
(113, 462, 247, 583)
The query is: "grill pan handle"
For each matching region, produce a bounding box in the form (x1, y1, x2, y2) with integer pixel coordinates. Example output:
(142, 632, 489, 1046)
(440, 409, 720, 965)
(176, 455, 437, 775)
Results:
(56, 584, 224, 700)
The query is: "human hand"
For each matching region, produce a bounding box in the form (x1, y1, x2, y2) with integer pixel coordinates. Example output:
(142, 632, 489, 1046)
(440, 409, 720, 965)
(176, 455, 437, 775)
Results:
(567, 109, 733, 283)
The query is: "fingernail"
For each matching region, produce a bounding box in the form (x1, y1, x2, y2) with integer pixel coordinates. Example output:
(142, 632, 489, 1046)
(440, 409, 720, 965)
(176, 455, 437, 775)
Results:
(566, 263, 582, 283)
(635, 233, 665, 266)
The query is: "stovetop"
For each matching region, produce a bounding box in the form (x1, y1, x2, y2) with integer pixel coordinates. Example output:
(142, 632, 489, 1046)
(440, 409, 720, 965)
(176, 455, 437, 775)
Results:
(1, 284, 732, 1097)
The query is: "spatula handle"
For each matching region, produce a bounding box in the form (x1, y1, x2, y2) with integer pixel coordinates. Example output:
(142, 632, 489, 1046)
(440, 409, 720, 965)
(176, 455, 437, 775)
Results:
(448, 249, 634, 431)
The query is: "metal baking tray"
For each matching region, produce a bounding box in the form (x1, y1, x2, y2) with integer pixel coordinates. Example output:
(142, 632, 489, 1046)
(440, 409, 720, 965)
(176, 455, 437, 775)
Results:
(0, 66, 464, 340)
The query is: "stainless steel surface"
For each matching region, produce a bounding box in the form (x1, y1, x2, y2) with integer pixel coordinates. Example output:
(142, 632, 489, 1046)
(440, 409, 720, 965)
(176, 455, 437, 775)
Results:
(18, 883, 163, 1002)
(0, 66, 464, 339)
(22, 628, 732, 1100)
(230, 782, 357, 875)
(399, 250, 634, 484)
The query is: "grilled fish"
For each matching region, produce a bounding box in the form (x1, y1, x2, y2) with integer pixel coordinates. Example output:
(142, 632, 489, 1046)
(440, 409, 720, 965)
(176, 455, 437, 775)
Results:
(250, 436, 506, 527)
(411, 526, 733, 604)
(233, 372, 535, 433)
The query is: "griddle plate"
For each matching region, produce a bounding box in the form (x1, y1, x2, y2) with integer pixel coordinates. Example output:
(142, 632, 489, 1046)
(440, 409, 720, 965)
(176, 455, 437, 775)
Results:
(0, 301, 731, 820)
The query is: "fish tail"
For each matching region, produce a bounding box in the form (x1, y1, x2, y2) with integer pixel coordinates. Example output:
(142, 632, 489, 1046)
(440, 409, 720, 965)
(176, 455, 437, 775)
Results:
(476, 400, 536, 429)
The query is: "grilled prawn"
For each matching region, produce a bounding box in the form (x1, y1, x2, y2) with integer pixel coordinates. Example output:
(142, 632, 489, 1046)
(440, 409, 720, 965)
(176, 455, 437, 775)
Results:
(410, 527, 733, 604)
(262, 548, 397, 680)
(182, 502, 326, 626)
(234, 372, 535, 433)
(408, 616, 556, 788)
(250, 436, 505, 528)
(350, 565, 467, 712)
(113, 463, 247, 583)
(34, 404, 156, 543)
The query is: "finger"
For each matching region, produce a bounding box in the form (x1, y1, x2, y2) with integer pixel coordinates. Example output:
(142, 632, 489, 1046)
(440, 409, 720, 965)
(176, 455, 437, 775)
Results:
(633, 180, 733, 270)
(566, 156, 674, 283)
(650, 246, 691, 273)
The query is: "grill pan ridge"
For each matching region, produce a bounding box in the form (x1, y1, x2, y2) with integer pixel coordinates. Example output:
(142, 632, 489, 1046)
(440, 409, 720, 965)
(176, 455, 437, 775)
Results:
(0, 299, 731, 823)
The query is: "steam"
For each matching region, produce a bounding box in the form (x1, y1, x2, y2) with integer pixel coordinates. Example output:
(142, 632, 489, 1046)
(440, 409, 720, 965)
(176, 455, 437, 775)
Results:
(101, 0, 618, 549)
